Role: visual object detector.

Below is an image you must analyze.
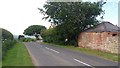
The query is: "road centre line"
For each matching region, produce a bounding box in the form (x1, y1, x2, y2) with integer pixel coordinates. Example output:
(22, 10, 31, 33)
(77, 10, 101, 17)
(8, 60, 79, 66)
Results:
(73, 58, 95, 68)
(45, 47, 50, 49)
(49, 48, 60, 53)
(45, 46, 93, 67)
(45, 47, 60, 53)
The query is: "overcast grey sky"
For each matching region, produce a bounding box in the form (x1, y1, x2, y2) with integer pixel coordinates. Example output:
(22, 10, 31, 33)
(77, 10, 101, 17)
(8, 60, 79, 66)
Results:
(0, 0, 119, 35)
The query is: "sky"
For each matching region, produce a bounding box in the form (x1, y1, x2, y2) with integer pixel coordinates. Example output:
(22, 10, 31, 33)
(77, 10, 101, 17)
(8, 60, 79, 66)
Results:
(0, 0, 119, 35)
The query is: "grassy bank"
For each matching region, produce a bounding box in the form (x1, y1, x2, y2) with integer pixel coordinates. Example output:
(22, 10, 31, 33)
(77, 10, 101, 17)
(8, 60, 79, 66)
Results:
(40, 42, 119, 62)
(2, 42, 34, 66)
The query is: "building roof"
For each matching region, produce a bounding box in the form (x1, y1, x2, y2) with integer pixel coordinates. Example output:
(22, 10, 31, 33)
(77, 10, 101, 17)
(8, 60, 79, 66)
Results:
(84, 21, 120, 32)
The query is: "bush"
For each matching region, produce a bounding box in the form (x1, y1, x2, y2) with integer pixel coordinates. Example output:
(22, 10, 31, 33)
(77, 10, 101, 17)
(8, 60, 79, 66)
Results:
(19, 37, 26, 42)
(1, 28, 17, 60)
(2, 28, 14, 40)
(19, 38, 36, 42)
(41, 28, 78, 46)
(41, 28, 65, 45)
(2, 40, 17, 59)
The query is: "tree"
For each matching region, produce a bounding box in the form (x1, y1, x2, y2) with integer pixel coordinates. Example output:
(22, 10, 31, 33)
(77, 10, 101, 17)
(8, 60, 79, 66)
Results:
(41, 27, 65, 44)
(23, 25, 46, 40)
(1, 28, 14, 40)
(39, 0, 106, 46)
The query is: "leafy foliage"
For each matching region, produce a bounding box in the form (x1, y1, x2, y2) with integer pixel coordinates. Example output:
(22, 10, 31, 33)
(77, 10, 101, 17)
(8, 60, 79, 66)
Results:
(19, 38, 36, 42)
(39, 0, 106, 46)
(41, 28, 55, 43)
(23, 25, 46, 39)
(41, 27, 73, 45)
(1, 28, 14, 40)
(2, 40, 16, 59)
(1, 28, 17, 60)
(23, 25, 46, 35)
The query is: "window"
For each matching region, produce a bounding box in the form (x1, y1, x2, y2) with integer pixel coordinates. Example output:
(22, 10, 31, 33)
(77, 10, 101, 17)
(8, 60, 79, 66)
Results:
(112, 34, 117, 36)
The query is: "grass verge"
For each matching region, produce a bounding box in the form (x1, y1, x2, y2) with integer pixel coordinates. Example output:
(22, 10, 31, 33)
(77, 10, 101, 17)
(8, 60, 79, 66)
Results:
(40, 42, 120, 62)
(2, 42, 34, 66)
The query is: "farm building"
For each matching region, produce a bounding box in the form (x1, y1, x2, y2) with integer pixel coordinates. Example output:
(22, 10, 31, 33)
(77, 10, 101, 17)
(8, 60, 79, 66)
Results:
(78, 22, 120, 54)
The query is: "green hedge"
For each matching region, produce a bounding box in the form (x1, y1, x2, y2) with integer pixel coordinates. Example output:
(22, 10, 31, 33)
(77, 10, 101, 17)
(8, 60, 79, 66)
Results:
(20, 38, 36, 42)
(41, 28, 65, 45)
(41, 28, 78, 46)
(1, 28, 17, 60)
(2, 40, 16, 59)
(2, 28, 13, 40)
(2, 40, 17, 60)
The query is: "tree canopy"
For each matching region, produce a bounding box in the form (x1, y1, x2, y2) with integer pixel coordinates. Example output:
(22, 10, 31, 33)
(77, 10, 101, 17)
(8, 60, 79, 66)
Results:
(39, 0, 106, 46)
(1, 28, 14, 40)
(23, 25, 46, 40)
(23, 25, 46, 35)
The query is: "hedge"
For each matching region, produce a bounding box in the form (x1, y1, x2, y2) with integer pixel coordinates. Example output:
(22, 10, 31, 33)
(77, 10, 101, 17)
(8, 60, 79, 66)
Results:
(1, 28, 17, 60)
(2, 40, 17, 59)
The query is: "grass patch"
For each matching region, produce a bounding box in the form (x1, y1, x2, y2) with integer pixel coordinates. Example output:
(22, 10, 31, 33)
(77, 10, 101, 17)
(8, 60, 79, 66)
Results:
(0, 61, 2, 68)
(0, 49, 1, 67)
(2, 42, 34, 66)
(40, 42, 119, 62)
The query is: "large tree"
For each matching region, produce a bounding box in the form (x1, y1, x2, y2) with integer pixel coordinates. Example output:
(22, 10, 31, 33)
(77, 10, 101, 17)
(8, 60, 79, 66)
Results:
(23, 25, 46, 40)
(39, 0, 106, 46)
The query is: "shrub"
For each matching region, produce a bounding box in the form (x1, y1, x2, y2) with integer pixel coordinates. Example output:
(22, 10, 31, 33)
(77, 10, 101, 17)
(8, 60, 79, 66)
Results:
(1, 28, 17, 60)
(2, 39, 17, 60)
(20, 38, 36, 42)
(41, 28, 77, 46)
(2, 28, 14, 40)
(41, 28, 65, 45)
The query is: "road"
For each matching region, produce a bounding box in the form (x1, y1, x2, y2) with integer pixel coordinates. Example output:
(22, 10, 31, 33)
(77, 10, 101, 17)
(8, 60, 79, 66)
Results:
(24, 42, 118, 67)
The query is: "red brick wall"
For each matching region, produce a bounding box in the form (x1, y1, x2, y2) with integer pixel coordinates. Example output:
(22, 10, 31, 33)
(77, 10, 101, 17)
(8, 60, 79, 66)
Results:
(78, 32, 120, 53)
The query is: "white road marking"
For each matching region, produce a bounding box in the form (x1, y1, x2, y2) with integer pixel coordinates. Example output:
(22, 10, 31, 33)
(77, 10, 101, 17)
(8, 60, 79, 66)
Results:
(45, 47, 50, 49)
(73, 58, 95, 68)
(45, 47, 60, 53)
(49, 48, 60, 53)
